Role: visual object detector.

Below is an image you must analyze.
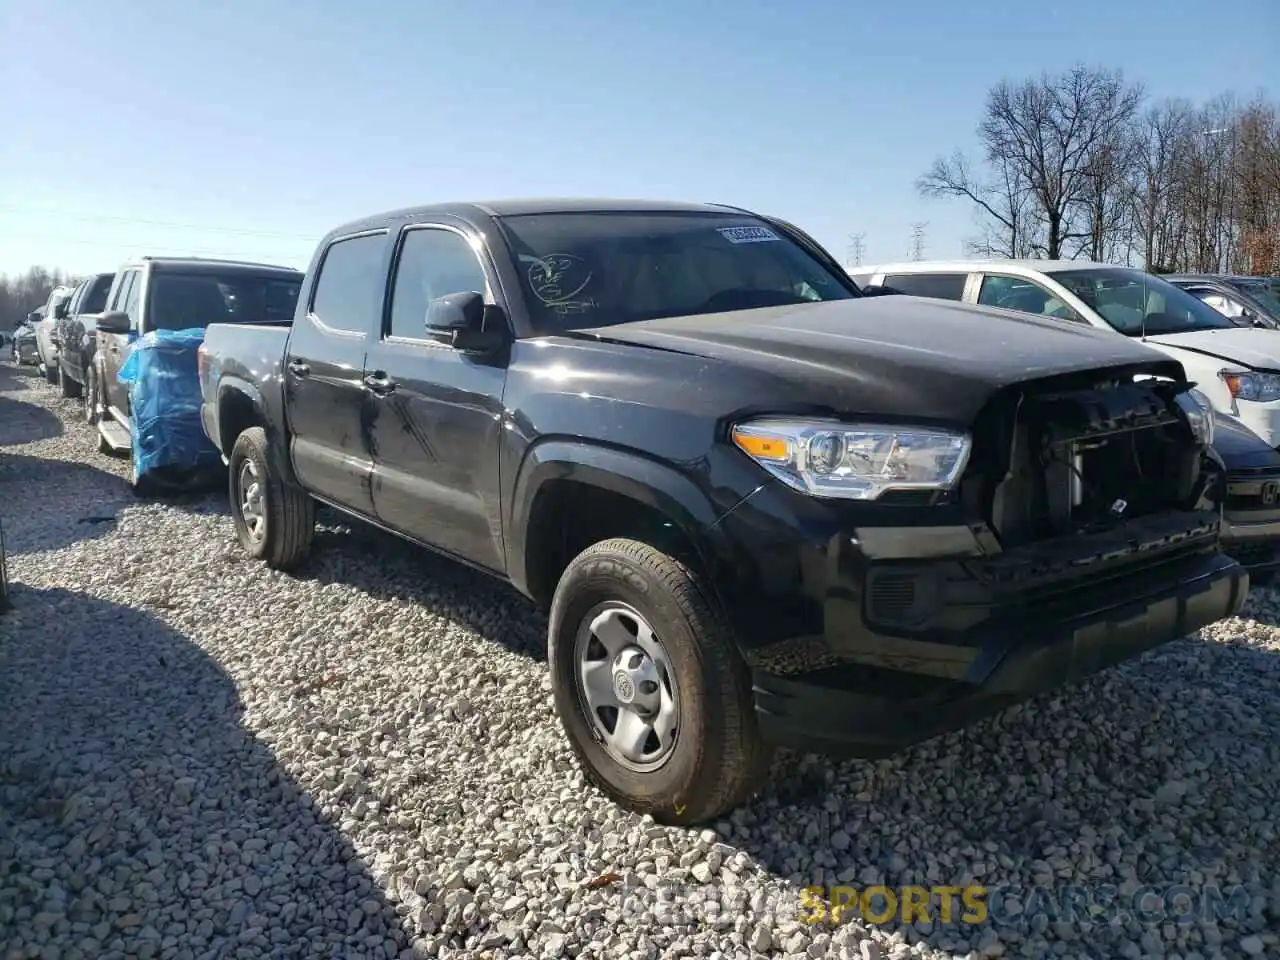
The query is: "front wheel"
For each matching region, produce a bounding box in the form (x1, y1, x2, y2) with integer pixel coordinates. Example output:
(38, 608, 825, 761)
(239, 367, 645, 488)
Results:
(547, 538, 772, 825)
(42, 361, 58, 384)
(228, 426, 314, 570)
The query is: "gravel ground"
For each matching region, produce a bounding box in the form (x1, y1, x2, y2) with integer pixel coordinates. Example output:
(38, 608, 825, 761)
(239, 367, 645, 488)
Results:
(1, 359, 1277, 960)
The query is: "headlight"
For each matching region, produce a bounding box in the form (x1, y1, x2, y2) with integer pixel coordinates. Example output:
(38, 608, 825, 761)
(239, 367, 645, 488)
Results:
(730, 418, 971, 500)
(1220, 369, 1280, 403)
(1174, 389, 1214, 446)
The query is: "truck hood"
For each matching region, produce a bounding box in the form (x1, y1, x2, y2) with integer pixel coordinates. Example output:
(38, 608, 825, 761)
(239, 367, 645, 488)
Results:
(573, 297, 1184, 425)
(1143, 327, 1280, 372)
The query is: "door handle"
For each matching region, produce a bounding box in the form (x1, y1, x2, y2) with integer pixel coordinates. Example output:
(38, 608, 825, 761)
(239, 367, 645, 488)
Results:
(363, 372, 396, 395)
(287, 359, 311, 377)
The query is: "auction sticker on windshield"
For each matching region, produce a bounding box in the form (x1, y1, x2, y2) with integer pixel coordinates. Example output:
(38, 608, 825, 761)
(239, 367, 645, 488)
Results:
(718, 225, 780, 244)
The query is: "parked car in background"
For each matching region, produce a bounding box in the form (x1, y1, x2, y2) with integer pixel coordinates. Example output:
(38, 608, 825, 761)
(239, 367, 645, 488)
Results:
(90, 257, 303, 488)
(846, 279, 1280, 581)
(34, 286, 74, 383)
(199, 198, 1245, 823)
(10, 322, 38, 365)
(53, 271, 116, 404)
(1213, 410, 1280, 582)
(1163, 274, 1280, 329)
(851, 260, 1280, 451)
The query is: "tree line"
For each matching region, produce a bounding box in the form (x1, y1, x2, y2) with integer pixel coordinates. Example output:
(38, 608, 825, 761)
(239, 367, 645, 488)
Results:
(919, 65, 1280, 275)
(0, 267, 79, 332)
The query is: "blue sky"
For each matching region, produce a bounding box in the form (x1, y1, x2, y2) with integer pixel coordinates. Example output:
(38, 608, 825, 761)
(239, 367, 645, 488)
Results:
(1, 0, 1276, 278)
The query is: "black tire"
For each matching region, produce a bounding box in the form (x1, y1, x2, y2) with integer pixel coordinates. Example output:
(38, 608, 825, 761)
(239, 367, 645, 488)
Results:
(43, 361, 58, 384)
(127, 457, 158, 499)
(84, 364, 100, 425)
(547, 538, 772, 825)
(228, 426, 314, 570)
(58, 364, 82, 399)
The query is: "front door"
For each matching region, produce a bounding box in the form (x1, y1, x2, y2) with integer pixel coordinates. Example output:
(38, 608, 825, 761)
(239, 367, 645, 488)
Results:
(284, 230, 388, 516)
(365, 224, 509, 572)
(100, 269, 141, 418)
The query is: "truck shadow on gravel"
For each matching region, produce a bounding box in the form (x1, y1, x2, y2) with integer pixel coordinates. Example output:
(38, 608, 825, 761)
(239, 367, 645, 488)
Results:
(305, 509, 548, 659)
(0, 586, 410, 959)
(0, 394, 64, 447)
(0, 453, 132, 554)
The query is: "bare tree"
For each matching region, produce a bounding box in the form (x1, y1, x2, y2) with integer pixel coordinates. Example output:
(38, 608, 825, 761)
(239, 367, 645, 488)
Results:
(921, 65, 1145, 258)
(1233, 97, 1280, 274)
(919, 150, 1037, 258)
(1130, 99, 1193, 271)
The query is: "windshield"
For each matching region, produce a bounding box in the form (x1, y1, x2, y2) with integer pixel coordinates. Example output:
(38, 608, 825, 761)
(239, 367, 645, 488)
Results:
(1232, 278, 1280, 318)
(496, 212, 856, 332)
(147, 271, 302, 331)
(1051, 268, 1236, 336)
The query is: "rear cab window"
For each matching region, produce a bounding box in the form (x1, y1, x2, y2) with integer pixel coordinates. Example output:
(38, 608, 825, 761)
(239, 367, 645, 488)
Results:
(882, 273, 968, 301)
(494, 212, 857, 333)
(309, 233, 388, 335)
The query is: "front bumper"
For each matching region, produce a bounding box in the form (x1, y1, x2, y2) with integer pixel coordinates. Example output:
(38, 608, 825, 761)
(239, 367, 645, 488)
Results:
(752, 547, 1246, 756)
(708, 479, 1248, 757)
(1221, 472, 1280, 575)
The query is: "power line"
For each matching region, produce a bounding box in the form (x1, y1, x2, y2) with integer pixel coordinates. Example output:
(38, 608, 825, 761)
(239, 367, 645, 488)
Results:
(0, 203, 320, 241)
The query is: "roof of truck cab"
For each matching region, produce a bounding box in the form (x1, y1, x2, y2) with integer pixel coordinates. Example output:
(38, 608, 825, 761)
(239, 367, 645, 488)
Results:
(855, 258, 1124, 276)
(115, 257, 303, 275)
(326, 198, 757, 238)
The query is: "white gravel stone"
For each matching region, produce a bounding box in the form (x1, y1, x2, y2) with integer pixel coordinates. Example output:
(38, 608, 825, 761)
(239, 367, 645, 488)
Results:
(1, 361, 1277, 959)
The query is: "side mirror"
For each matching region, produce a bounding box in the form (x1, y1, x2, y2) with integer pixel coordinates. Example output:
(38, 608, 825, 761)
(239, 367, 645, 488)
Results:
(859, 284, 902, 297)
(425, 291, 506, 352)
(54, 300, 70, 320)
(96, 311, 131, 335)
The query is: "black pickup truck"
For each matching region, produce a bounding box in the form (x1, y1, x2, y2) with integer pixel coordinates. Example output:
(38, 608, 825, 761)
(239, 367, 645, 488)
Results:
(198, 198, 1247, 823)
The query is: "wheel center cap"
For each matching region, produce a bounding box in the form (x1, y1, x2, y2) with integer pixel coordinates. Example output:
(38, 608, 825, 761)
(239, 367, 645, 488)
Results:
(612, 672, 637, 704)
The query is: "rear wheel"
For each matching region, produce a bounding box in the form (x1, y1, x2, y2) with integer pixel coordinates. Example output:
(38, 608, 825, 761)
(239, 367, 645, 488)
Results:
(547, 538, 772, 824)
(58, 364, 82, 399)
(43, 361, 58, 384)
(84, 364, 100, 425)
(228, 426, 314, 570)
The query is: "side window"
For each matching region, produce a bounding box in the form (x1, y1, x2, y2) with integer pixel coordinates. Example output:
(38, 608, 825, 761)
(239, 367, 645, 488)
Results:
(120, 272, 142, 328)
(310, 233, 388, 333)
(1193, 290, 1243, 319)
(387, 228, 488, 341)
(110, 271, 137, 315)
(978, 274, 1084, 323)
(883, 273, 967, 301)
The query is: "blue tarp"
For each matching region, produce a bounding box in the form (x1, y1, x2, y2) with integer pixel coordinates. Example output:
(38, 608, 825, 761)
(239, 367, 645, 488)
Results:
(117, 328, 221, 482)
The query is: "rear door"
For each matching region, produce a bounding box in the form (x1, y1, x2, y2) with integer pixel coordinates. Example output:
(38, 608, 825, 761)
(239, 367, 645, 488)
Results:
(973, 272, 1088, 324)
(101, 268, 142, 416)
(284, 230, 387, 515)
(364, 222, 510, 571)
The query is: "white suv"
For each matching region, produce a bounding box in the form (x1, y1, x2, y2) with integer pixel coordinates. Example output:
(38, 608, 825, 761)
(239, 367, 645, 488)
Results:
(852, 260, 1280, 449)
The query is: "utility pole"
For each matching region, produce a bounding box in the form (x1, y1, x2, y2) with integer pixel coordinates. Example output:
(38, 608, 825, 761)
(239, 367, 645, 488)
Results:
(846, 232, 866, 268)
(910, 222, 927, 261)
